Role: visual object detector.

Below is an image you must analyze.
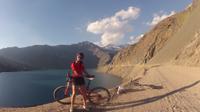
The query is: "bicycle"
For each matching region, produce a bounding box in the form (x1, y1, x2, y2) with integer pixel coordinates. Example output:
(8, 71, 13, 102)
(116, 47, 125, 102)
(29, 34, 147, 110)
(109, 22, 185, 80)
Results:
(53, 71, 111, 105)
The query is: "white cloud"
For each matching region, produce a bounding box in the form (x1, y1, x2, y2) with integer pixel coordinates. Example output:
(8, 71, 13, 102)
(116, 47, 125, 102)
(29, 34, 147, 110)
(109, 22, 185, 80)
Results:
(115, 7, 140, 20)
(87, 6, 140, 47)
(147, 11, 175, 26)
(93, 41, 101, 47)
(101, 32, 124, 46)
(185, 3, 192, 10)
(129, 34, 144, 44)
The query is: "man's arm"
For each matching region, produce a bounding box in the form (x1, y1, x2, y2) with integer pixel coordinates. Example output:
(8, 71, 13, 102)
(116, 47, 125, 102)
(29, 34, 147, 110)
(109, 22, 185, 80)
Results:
(73, 70, 79, 76)
(83, 70, 90, 76)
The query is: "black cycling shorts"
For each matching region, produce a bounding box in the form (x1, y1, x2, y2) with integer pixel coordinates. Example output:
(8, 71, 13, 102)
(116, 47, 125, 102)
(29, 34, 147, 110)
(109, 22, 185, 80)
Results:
(72, 77, 85, 86)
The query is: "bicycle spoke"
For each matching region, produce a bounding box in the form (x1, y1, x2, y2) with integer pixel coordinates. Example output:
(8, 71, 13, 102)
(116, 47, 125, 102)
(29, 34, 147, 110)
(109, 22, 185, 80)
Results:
(88, 87, 110, 105)
(53, 86, 71, 105)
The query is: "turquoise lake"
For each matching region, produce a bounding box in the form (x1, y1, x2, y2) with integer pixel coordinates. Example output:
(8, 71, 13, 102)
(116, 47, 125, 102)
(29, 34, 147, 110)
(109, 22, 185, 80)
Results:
(0, 69, 121, 107)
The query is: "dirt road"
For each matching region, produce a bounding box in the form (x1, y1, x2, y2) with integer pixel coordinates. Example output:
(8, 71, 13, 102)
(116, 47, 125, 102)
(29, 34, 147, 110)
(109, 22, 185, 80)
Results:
(93, 65, 200, 112)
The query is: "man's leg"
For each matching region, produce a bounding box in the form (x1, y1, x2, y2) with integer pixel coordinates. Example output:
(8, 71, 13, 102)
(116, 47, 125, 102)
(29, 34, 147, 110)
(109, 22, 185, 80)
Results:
(79, 85, 87, 107)
(70, 84, 76, 110)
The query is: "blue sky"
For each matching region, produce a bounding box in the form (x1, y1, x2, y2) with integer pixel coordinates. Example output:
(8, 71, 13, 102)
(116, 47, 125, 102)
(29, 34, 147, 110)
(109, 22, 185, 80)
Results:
(0, 0, 192, 48)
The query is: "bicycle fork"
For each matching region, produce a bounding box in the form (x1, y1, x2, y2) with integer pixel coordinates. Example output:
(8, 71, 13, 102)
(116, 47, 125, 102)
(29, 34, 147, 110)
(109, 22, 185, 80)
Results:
(65, 81, 71, 96)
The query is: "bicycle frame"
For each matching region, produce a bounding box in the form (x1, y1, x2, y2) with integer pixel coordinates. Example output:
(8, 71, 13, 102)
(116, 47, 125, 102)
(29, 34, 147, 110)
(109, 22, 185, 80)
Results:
(65, 72, 93, 92)
(54, 72, 111, 105)
(86, 79, 92, 90)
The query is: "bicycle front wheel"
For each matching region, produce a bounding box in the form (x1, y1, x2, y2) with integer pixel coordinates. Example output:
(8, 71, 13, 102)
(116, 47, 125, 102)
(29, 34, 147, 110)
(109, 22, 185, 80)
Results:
(88, 87, 111, 105)
(53, 85, 72, 105)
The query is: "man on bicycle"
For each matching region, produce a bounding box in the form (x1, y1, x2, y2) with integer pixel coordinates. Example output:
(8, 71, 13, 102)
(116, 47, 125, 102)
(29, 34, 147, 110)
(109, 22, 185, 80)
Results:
(70, 52, 93, 112)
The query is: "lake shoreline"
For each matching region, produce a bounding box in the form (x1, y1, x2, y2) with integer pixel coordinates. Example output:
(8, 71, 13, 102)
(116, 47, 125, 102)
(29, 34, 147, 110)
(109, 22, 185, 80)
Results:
(0, 69, 122, 108)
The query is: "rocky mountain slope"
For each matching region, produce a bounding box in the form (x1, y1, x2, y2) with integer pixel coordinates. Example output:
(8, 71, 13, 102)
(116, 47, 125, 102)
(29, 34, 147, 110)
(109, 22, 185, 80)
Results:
(111, 8, 191, 66)
(150, 0, 200, 64)
(103, 0, 199, 76)
(173, 29, 200, 66)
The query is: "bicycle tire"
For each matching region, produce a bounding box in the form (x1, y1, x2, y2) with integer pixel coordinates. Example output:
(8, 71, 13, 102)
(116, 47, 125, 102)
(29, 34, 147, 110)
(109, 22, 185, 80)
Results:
(53, 85, 72, 105)
(88, 87, 111, 105)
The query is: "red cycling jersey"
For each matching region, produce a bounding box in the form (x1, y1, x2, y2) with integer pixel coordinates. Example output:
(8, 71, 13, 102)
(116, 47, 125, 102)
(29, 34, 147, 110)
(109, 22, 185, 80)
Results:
(71, 61, 85, 78)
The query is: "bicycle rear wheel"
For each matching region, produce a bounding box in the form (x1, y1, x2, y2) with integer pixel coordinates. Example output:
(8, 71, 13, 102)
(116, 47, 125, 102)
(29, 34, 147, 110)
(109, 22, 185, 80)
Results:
(88, 87, 111, 105)
(53, 85, 72, 105)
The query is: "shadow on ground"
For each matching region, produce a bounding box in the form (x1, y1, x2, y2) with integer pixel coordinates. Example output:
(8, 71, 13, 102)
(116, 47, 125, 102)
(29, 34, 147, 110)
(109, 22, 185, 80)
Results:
(90, 80, 200, 111)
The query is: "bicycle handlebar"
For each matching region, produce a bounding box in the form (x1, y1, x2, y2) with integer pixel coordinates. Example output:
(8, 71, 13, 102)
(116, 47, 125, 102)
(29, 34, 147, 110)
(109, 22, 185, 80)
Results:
(65, 73, 95, 80)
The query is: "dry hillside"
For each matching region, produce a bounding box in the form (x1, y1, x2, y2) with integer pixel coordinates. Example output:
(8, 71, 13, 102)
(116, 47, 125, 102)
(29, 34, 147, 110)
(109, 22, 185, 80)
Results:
(149, 0, 200, 64)
(100, 0, 200, 78)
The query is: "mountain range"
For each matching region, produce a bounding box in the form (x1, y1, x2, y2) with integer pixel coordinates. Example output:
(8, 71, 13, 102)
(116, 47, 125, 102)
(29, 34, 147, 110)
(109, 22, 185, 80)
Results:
(0, 41, 116, 72)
